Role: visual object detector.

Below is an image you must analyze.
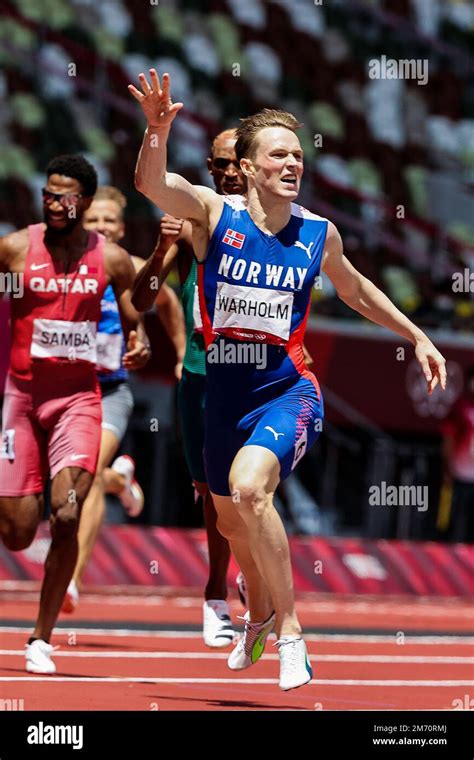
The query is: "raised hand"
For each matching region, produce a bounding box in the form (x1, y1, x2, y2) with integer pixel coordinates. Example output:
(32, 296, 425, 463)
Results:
(128, 70, 183, 129)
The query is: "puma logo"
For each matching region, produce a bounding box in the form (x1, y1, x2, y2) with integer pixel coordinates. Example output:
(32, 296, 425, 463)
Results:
(264, 426, 285, 441)
(294, 241, 314, 260)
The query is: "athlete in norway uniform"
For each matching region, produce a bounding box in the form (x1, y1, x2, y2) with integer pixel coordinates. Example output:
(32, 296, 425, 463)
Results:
(200, 193, 325, 496)
(0, 156, 147, 674)
(130, 71, 447, 690)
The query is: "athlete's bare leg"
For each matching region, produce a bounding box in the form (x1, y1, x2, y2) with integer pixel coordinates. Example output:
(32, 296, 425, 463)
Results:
(102, 467, 126, 494)
(212, 445, 301, 638)
(73, 429, 124, 589)
(32, 466, 93, 642)
(195, 481, 231, 601)
(212, 494, 274, 623)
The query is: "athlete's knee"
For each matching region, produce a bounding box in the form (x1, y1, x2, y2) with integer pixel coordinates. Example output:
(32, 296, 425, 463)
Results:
(215, 514, 237, 540)
(50, 500, 81, 539)
(0, 495, 42, 551)
(2, 525, 36, 552)
(229, 476, 267, 519)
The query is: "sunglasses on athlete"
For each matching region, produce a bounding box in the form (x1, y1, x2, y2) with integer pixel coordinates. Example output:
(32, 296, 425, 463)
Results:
(42, 188, 84, 206)
(212, 158, 240, 170)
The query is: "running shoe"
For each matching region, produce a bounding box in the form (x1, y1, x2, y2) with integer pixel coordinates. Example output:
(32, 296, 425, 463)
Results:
(228, 610, 275, 670)
(61, 579, 79, 614)
(236, 571, 248, 608)
(276, 636, 312, 691)
(203, 600, 235, 648)
(25, 639, 58, 675)
(111, 455, 144, 518)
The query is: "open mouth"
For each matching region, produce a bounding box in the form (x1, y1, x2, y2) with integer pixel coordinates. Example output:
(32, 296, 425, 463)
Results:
(280, 175, 297, 187)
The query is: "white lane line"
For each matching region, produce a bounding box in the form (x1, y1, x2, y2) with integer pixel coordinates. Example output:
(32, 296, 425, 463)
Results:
(1, 650, 472, 663)
(0, 677, 472, 686)
(1, 627, 472, 644)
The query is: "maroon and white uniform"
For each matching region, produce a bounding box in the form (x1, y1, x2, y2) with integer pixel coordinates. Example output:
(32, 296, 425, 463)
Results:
(0, 224, 108, 495)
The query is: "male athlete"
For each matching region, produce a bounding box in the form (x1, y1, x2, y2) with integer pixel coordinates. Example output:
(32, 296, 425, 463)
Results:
(0, 155, 147, 674)
(132, 129, 247, 646)
(129, 71, 446, 690)
(62, 185, 185, 612)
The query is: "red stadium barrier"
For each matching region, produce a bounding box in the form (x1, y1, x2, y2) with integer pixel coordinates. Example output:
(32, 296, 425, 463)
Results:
(1, 523, 472, 597)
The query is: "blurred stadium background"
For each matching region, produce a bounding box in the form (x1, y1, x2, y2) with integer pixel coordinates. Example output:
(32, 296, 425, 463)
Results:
(0, 0, 473, 556)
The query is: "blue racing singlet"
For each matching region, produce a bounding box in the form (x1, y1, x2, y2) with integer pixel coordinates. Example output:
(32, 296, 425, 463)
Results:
(199, 195, 328, 495)
(96, 284, 127, 384)
(199, 194, 327, 402)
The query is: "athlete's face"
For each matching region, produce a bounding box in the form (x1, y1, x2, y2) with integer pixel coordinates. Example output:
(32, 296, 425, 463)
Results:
(207, 137, 246, 196)
(242, 127, 304, 201)
(83, 199, 125, 243)
(43, 174, 92, 233)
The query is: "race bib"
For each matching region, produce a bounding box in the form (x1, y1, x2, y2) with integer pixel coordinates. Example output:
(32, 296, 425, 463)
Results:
(1, 429, 15, 460)
(193, 284, 203, 332)
(213, 282, 293, 343)
(31, 318, 97, 363)
(96, 332, 123, 372)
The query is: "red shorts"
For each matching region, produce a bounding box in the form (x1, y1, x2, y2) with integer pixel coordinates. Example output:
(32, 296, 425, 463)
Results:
(0, 367, 101, 496)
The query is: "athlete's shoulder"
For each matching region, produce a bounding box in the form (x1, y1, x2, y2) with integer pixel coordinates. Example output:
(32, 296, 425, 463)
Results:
(222, 194, 246, 211)
(0, 227, 30, 269)
(103, 240, 129, 261)
(290, 203, 329, 223)
(103, 241, 134, 277)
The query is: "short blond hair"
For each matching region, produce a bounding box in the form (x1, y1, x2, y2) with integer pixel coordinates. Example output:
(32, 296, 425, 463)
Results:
(235, 109, 302, 161)
(93, 185, 127, 216)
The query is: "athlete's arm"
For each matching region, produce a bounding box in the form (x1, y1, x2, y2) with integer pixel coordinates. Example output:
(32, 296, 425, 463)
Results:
(156, 284, 186, 380)
(322, 222, 447, 395)
(129, 70, 222, 246)
(0, 230, 26, 274)
(105, 243, 149, 369)
(0, 236, 10, 275)
(131, 215, 183, 311)
(0, 230, 27, 299)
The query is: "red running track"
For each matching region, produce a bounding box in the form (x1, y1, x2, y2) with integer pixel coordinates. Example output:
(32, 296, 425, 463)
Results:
(1, 586, 473, 711)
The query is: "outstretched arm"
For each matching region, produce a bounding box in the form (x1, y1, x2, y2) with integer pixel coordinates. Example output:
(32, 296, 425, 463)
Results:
(322, 223, 447, 395)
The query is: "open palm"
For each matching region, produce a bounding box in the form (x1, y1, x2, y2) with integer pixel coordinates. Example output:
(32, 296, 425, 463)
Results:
(128, 70, 183, 128)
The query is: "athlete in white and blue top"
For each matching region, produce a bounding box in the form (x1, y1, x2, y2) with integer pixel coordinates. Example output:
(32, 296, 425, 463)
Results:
(131, 70, 447, 691)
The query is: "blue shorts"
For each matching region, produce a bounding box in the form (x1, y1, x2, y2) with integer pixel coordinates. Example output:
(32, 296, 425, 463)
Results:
(204, 376, 324, 496)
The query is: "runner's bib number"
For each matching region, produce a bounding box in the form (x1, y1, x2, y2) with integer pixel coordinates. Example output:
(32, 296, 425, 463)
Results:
(0, 429, 15, 460)
(96, 332, 122, 372)
(212, 282, 294, 343)
(31, 318, 97, 363)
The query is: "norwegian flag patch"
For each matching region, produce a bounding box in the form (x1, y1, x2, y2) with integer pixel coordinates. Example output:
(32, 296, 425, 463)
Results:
(222, 229, 246, 250)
